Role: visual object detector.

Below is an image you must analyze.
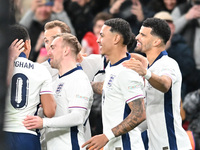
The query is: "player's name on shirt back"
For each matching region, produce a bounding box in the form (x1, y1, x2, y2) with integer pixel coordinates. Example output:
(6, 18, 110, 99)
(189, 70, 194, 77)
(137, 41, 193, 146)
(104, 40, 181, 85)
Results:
(14, 60, 34, 69)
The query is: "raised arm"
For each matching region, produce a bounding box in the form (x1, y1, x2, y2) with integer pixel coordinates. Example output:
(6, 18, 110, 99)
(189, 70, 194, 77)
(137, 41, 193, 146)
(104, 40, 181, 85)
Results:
(7, 39, 25, 86)
(19, 0, 43, 28)
(171, 5, 200, 33)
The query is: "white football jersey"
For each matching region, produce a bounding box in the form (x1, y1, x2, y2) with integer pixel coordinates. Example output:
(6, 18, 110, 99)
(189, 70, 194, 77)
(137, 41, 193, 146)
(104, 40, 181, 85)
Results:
(42, 54, 106, 82)
(41, 59, 58, 81)
(80, 54, 105, 82)
(4, 53, 53, 135)
(102, 53, 145, 150)
(146, 51, 192, 150)
(45, 66, 93, 150)
(41, 55, 104, 146)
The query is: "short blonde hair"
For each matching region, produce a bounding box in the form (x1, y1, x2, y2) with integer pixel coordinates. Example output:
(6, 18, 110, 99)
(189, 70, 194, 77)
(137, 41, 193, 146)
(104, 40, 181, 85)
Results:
(54, 33, 82, 55)
(44, 20, 71, 33)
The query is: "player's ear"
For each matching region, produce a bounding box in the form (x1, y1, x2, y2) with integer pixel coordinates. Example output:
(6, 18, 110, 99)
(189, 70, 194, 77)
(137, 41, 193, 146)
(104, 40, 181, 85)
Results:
(113, 34, 121, 45)
(64, 46, 70, 56)
(153, 38, 162, 47)
(24, 40, 31, 58)
(24, 39, 31, 51)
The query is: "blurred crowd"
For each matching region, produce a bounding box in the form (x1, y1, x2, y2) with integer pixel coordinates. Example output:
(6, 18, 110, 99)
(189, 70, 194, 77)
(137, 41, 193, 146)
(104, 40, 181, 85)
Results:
(9, 0, 200, 149)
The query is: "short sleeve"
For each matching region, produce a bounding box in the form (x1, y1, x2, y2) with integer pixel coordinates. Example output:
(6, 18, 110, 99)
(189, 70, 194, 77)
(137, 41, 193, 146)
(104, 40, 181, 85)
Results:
(117, 68, 145, 103)
(159, 60, 179, 84)
(68, 76, 93, 111)
(40, 66, 53, 95)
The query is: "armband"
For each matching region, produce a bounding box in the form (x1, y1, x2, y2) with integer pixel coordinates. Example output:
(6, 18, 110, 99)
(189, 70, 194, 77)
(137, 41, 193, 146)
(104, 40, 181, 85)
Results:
(144, 69, 152, 80)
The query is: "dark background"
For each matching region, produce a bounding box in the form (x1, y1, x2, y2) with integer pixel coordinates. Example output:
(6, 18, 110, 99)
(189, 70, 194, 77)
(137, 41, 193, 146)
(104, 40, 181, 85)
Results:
(0, 0, 10, 149)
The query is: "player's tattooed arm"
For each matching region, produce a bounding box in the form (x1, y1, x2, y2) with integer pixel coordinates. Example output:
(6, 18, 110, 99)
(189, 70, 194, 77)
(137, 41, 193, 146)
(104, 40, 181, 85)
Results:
(112, 98, 146, 137)
(91, 81, 104, 95)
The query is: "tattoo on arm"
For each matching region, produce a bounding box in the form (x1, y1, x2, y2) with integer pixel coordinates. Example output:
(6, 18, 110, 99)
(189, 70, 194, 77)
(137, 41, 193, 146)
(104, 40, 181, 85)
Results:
(91, 82, 104, 95)
(112, 98, 146, 137)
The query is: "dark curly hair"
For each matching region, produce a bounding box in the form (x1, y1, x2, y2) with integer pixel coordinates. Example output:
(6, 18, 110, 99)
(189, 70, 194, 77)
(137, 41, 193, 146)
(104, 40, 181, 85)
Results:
(142, 18, 171, 44)
(104, 18, 135, 47)
(8, 24, 30, 45)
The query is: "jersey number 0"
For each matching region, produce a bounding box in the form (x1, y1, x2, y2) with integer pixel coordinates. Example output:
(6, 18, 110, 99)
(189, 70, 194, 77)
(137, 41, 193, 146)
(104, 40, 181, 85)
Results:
(11, 73, 29, 109)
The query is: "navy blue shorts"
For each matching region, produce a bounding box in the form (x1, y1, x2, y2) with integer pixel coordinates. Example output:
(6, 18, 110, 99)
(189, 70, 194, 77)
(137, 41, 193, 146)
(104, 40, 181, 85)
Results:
(4, 131, 41, 150)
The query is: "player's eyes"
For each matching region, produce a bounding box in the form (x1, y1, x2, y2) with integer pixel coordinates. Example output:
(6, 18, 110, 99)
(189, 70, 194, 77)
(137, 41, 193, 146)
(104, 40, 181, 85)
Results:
(50, 46, 55, 50)
(44, 40, 49, 44)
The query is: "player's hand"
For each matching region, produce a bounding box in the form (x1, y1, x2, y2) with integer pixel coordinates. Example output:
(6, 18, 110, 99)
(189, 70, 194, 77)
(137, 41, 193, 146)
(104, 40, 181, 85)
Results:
(76, 52, 87, 63)
(9, 39, 25, 61)
(130, 53, 148, 68)
(23, 115, 43, 129)
(82, 134, 108, 150)
(122, 57, 147, 76)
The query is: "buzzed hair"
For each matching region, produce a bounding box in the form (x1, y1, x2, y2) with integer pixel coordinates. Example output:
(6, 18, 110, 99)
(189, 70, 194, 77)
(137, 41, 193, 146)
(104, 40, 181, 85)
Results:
(54, 33, 82, 55)
(44, 20, 71, 33)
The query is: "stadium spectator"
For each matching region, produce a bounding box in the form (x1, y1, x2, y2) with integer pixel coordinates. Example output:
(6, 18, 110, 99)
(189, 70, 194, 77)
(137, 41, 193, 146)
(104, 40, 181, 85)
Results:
(81, 12, 113, 55)
(19, 0, 75, 62)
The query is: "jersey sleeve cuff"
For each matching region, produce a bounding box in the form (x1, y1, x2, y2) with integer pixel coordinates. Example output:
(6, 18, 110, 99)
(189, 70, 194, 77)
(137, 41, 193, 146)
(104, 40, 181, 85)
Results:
(40, 91, 53, 95)
(104, 129, 115, 141)
(43, 118, 51, 128)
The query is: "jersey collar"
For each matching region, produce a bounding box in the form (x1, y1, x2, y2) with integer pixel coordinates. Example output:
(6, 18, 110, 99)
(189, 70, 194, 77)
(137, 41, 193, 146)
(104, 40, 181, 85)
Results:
(103, 56, 109, 69)
(19, 52, 26, 58)
(59, 65, 82, 78)
(148, 50, 168, 69)
(48, 58, 51, 64)
(110, 52, 131, 67)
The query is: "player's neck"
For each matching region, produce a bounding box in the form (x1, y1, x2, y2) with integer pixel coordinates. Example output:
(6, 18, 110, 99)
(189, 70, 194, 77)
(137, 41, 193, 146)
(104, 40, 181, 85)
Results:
(146, 47, 165, 66)
(58, 58, 77, 76)
(109, 47, 127, 65)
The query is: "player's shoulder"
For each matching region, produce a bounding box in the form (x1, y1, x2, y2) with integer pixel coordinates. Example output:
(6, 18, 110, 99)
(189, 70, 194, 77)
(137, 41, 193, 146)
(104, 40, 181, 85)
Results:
(41, 60, 49, 66)
(34, 61, 49, 70)
(161, 55, 177, 63)
(76, 69, 90, 80)
(116, 63, 142, 81)
(82, 54, 104, 64)
(160, 55, 179, 67)
(87, 54, 103, 60)
(120, 63, 139, 74)
(23, 59, 51, 76)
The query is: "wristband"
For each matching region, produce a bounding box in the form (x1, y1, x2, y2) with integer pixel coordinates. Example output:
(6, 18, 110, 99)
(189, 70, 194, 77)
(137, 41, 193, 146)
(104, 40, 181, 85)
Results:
(144, 69, 152, 80)
(104, 129, 115, 141)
